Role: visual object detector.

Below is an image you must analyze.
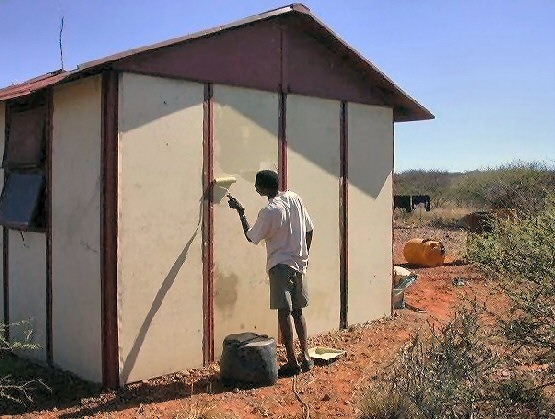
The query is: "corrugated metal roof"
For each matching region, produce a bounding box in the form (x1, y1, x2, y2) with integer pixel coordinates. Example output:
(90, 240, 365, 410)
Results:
(0, 70, 70, 101)
(0, 3, 433, 120)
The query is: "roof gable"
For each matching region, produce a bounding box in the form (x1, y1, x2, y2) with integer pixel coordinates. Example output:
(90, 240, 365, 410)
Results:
(0, 4, 432, 121)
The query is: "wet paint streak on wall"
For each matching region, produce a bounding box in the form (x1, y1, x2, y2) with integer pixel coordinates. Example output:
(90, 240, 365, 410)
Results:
(212, 85, 279, 358)
(117, 73, 204, 384)
(0, 102, 4, 323)
(347, 104, 393, 324)
(52, 76, 103, 382)
(9, 231, 46, 360)
(286, 95, 341, 336)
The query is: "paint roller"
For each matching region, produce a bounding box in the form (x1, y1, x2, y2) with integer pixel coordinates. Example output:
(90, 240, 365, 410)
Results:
(212, 176, 237, 203)
(213, 176, 237, 187)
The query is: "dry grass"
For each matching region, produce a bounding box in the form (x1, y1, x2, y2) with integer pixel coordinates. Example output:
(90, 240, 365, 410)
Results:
(394, 204, 474, 229)
(174, 400, 241, 419)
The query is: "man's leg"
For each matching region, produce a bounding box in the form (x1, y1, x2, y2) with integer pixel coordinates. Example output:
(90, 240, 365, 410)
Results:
(292, 309, 313, 370)
(278, 309, 299, 368)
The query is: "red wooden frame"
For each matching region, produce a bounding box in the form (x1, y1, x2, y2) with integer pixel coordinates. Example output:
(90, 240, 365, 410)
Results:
(339, 101, 348, 329)
(101, 70, 120, 388)
(45, 89, 53, 365)
(202, 83, 215, 364)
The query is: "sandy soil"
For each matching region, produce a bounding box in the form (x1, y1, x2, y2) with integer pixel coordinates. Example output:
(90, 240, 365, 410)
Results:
(11, 226, 502, 419)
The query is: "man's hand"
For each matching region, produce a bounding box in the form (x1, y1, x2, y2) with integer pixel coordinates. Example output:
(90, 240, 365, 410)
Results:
(227, 194, 245, 213)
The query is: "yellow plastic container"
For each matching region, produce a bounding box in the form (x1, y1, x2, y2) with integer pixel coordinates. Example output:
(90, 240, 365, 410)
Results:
(403, 238, 445, 267)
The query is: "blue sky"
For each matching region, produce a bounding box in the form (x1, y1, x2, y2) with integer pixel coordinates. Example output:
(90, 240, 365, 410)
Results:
(1, 0, 553, 172)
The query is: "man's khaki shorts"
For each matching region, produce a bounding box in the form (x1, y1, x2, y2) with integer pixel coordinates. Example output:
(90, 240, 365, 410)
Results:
(268, 264, 308, 311)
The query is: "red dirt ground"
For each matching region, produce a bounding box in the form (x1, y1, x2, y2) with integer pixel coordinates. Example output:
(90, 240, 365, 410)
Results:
(15, 227, 503, 419)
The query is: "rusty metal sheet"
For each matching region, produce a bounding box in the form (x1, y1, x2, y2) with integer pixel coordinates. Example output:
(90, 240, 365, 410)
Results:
(3, 106, 45, 168)
(0, 71, 69, 102)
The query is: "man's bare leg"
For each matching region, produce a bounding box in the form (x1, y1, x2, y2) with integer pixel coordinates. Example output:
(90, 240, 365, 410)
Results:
(292, 309, 313, 370)
(278, 309, 299, 369)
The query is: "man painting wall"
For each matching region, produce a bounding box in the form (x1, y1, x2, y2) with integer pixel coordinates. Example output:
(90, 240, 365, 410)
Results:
(227, 170, 314, 376)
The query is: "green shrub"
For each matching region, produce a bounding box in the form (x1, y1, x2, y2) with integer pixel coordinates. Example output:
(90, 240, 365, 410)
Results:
(451, 162, 555, 214)
(466, 194, 555, 363)
(360, 303, 499, 419)
(359, 302, 550, 418)
(0, 321, 48, 404)
(1, 320, 40, 353)
(394, 162, 555, 213)
(393, 169, 458, 207)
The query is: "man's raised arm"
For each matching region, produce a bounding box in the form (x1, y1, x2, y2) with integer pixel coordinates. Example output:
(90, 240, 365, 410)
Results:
(227, 195, 252, 243)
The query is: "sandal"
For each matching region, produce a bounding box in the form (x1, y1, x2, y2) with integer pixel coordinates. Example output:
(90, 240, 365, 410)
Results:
(278, 363, 301, 377)
(301, 357, 314, 372)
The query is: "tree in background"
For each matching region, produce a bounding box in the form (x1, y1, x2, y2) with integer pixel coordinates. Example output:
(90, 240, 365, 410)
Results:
(393, 169, 456, 207)
(451, 162, 555, 214)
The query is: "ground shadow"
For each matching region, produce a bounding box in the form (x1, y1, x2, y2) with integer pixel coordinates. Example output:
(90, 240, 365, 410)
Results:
(397, 259, 468, 270)
(0, 353, 101, 416)
(2, 343, 276, 417)
(59, 371, 227, 418)
(0, 361, 223, 416)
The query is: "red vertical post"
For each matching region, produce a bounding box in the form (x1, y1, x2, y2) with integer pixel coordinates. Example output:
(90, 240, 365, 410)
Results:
(45, 89, 53, 365)
(101, 70, 120, 388)
(339, 101, 348, 329)
(279, 22, 288, 192)
(202, 83, 215, 364)
(277, 22, 289, 343)
(2, 104, 9, 342)
(278, 92, 287, 191)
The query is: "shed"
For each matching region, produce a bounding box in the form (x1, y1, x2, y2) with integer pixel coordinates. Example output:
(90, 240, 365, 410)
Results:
(0, 4, 433, 387)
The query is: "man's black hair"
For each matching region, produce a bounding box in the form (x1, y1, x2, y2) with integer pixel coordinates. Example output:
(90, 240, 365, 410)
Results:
(256, 170, 279, 190)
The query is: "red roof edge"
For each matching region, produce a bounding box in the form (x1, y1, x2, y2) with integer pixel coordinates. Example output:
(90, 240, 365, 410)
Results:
(0, 70, 70, 102)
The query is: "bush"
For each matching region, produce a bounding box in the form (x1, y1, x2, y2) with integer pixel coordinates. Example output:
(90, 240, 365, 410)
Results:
(466, 194, 555, 365)
(451, 162, 555, 214)
(359, 302, 550, 418)
(0, 321, 48, 404)
(393, 169, 457, 207)
(394, 162, 555, 214)
(360, 303, 501, 419)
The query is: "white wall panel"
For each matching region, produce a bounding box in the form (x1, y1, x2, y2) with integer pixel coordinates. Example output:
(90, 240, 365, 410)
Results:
(52, 76, 103, 382)
(8, 231, 46, 361)
(347, 103, 393, 324)
(287, 95, 341, 336)
(118, 73, 204, 383)
(212, 85, 279, 358)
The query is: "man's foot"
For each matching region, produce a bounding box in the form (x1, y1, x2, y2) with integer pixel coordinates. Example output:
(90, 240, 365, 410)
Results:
(278, 363, 301, 377)
(301, 356, 314, 372)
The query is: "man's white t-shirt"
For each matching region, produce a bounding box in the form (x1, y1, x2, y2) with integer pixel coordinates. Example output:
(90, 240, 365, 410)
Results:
(246, 191, 313, 273)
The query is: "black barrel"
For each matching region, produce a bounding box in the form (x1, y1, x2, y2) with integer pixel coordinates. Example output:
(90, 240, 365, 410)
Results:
(220, 332, 278, 387)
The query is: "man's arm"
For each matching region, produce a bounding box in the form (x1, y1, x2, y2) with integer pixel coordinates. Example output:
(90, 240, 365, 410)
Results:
(237, 209, 252, 243)
(228, 195, 252, 243)
(306, 230, 313, 253)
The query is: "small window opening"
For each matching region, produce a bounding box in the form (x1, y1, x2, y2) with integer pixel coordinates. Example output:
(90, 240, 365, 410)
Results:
(0, 93, 47, 231)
